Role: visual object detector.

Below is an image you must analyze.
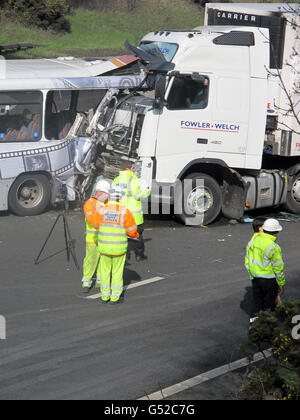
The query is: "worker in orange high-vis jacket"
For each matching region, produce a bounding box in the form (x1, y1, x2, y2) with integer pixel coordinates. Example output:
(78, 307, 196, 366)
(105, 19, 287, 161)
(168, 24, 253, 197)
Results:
(81, 180, 110, 293)
(94, 186, 139, 304)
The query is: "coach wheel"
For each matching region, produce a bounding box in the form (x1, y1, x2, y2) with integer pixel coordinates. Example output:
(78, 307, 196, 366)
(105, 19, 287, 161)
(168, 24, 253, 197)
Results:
(8, 173, 51, 216)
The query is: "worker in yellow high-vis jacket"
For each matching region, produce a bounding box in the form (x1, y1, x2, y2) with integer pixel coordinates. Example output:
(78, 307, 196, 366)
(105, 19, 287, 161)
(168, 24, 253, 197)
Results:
(245, 218, 286, 324)
(81, 180, 110, 293)
(91, 186, 139, 304)
(112, 161, 150, 261)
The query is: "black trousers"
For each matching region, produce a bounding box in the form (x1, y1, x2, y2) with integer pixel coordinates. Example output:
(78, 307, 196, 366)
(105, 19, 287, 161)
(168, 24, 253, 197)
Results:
(127, 224, 145, 259)
(135, 224, 145, 257)
(251, 277, 279, 317)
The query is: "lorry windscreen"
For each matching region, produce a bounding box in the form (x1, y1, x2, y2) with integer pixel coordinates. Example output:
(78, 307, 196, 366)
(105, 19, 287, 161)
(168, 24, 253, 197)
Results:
(139, 41, 178, 62)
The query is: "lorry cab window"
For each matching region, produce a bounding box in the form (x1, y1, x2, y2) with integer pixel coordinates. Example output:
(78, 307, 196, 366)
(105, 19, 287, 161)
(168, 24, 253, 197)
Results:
(139, 41, 178, 62)
(0, 91, 42, 143)
(167, 75, 209, 110)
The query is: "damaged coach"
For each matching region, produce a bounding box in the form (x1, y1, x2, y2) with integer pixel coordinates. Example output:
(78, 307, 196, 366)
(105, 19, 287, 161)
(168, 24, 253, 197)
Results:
(0, 56, 144, 215)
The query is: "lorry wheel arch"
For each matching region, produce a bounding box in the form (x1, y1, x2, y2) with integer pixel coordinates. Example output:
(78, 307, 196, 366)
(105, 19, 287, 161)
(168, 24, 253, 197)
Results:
(8, 172, 52, 216)
(177, 159, 228, 185)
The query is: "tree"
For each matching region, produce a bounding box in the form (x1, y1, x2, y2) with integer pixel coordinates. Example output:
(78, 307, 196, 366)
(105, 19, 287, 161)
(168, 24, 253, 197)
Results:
(6, 0, 71, 33)
(278, 3, 300, 135)
(264, 3, 300, 136)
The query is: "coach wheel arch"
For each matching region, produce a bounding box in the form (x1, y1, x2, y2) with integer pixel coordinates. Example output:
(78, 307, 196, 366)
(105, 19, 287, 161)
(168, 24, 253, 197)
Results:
(8, 172, 52, 216)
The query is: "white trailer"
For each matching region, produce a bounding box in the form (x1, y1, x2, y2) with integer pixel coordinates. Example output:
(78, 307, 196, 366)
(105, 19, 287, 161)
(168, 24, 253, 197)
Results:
(92, 3, 300, 225)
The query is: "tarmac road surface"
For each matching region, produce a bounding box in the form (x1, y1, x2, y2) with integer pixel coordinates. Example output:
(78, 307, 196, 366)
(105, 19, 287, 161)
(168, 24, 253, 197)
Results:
(0, 206, 299, 400)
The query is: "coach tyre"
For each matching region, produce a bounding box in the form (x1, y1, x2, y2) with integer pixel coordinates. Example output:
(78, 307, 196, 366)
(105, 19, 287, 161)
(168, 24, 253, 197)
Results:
(177, 172, 222, 225)
(284, 172, 300, 214)
(8, 174, 51, 216)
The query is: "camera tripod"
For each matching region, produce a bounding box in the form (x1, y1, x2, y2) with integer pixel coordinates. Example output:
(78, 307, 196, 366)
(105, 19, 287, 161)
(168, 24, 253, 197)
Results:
(34, 208, 80, 270)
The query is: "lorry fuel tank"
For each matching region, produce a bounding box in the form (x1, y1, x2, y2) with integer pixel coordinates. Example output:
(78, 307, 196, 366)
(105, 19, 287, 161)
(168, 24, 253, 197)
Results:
(243, 170, 287, 210)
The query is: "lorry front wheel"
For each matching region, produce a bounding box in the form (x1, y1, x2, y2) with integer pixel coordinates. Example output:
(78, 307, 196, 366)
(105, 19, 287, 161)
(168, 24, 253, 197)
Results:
(284, 173, 300, 214)
(176, 172, 222, 226)
(8, 173, 51, 216)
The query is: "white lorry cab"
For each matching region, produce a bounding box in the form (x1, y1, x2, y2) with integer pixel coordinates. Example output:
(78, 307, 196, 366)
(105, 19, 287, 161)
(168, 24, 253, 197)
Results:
(0, 55, 143, 215)
(92, 2, 299, 225)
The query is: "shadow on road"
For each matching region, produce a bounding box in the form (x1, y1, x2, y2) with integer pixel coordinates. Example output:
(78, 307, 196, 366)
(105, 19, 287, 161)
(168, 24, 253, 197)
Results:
(123, 266, 142, 287)
(240, 286, 253, 318)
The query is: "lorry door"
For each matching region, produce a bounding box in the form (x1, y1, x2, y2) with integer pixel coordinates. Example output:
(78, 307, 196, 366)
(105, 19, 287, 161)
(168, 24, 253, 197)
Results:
(209, 70, 250, 166)
(155, 74, 212, 179)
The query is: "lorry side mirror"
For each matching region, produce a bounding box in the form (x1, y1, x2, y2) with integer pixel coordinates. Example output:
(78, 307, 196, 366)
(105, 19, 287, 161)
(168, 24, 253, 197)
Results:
(154, 75, 167, 109)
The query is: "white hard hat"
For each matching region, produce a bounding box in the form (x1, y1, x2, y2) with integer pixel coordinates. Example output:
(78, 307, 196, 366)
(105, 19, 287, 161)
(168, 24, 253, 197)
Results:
(263, 218, 283, 232)
(109, 186, 124, 200)
(95, 179, 110, 194)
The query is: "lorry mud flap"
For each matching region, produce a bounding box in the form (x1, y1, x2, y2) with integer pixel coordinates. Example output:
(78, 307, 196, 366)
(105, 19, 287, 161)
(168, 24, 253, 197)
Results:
(222, 180, 249, 221)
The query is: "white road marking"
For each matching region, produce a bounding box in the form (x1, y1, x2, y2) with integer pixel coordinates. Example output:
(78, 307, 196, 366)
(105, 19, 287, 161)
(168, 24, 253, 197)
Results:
(138, 348, 272, 400)
(86, 276, 165, 300)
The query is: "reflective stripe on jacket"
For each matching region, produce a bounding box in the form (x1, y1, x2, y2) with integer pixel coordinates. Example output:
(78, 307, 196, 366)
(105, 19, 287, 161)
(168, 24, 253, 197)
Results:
(245, 233, 258, 280)
(83, 197, 102, 244)
(112, 171, 149, 226)
(98, 201, 139, 256)
(245, 232, 285, 286)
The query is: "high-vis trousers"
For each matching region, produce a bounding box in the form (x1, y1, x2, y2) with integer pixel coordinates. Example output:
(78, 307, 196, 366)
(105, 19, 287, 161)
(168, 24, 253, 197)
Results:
(100, 254, 126, 302)
(82, 243, 101, 288)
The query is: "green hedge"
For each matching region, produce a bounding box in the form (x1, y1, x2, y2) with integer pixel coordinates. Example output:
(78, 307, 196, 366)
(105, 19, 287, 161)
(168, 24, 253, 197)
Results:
(6, 0, 71, 32)
(240, 301, 300, 400)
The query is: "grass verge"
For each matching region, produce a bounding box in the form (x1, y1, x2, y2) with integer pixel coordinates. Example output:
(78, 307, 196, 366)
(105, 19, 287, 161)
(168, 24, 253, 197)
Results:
(0, 0, 204, 58)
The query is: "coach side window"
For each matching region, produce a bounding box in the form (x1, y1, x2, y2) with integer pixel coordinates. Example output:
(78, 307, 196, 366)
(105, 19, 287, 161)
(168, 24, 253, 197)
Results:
(45, 90, 76, 140)
(45, 90, 107, 140)
(166, 75, 209, 110)
(0, 91, 42, 142)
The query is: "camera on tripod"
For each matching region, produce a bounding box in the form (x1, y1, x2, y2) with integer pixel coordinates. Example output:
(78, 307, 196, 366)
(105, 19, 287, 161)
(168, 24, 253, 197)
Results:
(34, 188, 80, 270)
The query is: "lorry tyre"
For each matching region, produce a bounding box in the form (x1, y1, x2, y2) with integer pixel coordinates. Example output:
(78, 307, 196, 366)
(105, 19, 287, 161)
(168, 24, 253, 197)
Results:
(8, 173, 51, 216)
(284, 173, 300, 214)
(176, 172, 222, 225)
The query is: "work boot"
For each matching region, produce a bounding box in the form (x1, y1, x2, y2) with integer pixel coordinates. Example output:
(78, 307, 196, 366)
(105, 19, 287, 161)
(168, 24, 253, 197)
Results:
(101, 299, 110, 304)
(82, 287, 91, 295)
(110, 299, 121, 305)
(249, 317, 259, 331)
